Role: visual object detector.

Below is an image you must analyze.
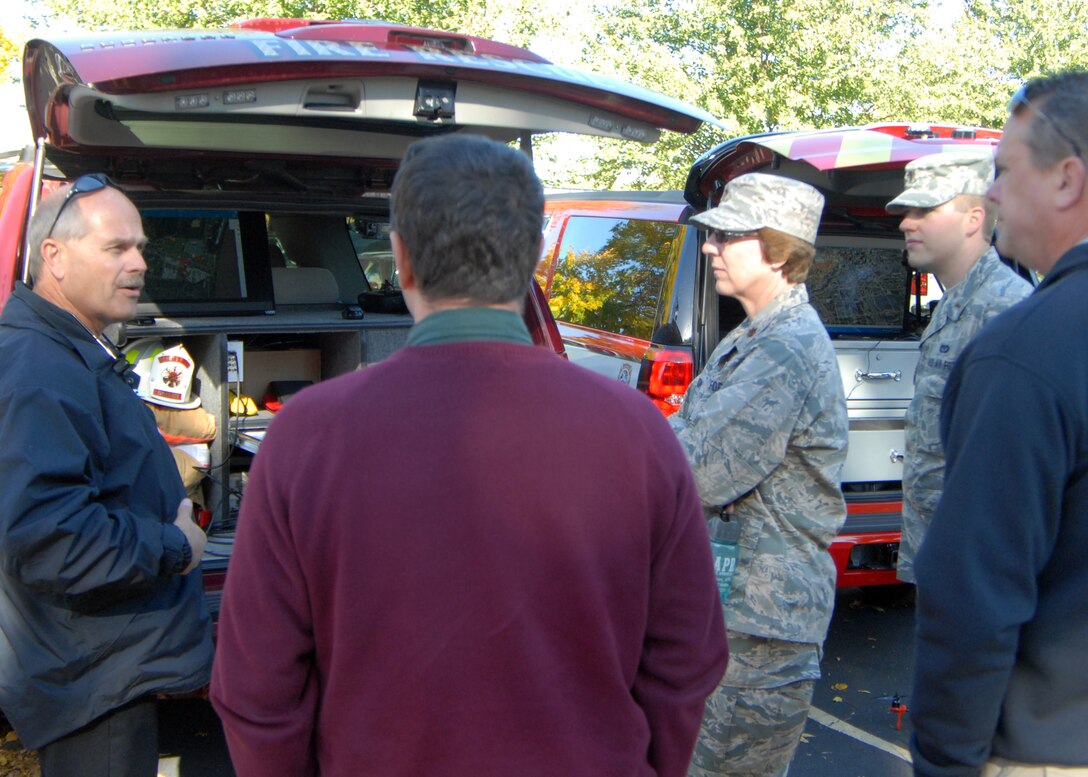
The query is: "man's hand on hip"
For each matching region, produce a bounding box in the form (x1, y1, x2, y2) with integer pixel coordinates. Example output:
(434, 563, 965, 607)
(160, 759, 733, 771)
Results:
(173, 498, 206, 575)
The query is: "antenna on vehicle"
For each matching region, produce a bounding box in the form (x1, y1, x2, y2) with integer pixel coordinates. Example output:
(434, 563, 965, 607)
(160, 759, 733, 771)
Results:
(20, 136, 47, 285)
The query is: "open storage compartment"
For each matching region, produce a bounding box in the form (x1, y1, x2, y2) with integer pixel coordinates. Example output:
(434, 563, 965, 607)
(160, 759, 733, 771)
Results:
(122, 311, 411, 592)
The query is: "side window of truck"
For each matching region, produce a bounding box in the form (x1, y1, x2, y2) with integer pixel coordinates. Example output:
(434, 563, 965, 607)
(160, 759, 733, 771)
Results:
(549, 216, 680, 341)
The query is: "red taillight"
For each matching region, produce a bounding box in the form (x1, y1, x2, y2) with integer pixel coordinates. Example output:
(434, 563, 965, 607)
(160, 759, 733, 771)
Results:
(640, 350, 694, 416)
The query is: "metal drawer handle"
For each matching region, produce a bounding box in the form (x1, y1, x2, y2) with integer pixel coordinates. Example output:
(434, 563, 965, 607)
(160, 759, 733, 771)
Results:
(889, 449, 905, 464)
(855, 370, 902, 382)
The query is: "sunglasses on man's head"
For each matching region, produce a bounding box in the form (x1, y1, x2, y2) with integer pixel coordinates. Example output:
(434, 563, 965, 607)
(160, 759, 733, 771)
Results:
(45, 173, 118, 240)
(1008, 83, 1083, 161)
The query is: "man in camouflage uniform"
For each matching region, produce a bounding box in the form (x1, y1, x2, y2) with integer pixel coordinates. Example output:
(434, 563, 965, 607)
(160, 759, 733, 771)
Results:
(670, 173, 848, 777)
(888, 151, 1032, 584)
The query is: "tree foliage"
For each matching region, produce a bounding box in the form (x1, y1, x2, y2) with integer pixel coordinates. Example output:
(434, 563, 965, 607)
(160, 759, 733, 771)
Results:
(539, 0, 1088, 189)
(962, 0, 1088, 79)
(0, 30, 19, 80)
(40, 0, 558, 47)
(542, 0, 931, 189)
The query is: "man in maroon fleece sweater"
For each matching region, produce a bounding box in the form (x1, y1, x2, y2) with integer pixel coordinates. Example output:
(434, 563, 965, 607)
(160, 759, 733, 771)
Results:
(210, 134, 729, 777)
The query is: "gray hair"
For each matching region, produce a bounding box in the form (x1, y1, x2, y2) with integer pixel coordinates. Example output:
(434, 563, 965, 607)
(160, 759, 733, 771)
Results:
(1010, 70, 1088, 169)
(25, 185, 91, 282)
(390, 134, 544, 305)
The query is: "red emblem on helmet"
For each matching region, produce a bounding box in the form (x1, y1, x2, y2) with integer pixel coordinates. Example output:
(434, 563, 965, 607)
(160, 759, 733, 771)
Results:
(162, 367, 183, 388)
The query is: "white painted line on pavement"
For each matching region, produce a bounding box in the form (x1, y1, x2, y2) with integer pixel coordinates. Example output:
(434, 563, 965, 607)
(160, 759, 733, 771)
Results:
(158, 756, 180, 777)
(808, 707, 913, 763)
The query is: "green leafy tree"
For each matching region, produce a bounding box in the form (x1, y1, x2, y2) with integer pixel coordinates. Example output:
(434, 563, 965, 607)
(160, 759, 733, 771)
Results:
(552, 0, 930, 190)
(863, 0, 1088, 132)
(42, 0, 559, 47)
(863, 15, 1012, 128)
(963, 0, 1088, 80)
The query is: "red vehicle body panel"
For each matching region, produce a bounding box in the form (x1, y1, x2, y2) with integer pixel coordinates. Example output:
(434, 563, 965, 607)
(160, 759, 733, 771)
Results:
(0, 167, 33, 308)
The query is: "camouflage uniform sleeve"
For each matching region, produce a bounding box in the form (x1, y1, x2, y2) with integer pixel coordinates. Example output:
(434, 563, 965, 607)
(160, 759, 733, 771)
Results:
(670, 337, 811, 509)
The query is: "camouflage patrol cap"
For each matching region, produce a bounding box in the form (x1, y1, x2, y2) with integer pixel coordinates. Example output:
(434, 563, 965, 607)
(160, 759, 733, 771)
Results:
(886, 150, 995, 214)
(691, 172, 825, 245)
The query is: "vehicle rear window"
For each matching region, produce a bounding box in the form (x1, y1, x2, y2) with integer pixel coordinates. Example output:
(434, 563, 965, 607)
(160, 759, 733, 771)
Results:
(549, 216, 680, 341)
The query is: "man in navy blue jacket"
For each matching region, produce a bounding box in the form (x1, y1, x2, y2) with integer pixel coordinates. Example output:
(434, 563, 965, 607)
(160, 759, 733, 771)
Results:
(0, 177, 212, 776)
(910, 70, 1088, 776)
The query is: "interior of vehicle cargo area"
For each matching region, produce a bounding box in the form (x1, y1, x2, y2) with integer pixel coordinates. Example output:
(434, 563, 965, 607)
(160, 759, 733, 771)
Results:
(116, 205, 412, 581)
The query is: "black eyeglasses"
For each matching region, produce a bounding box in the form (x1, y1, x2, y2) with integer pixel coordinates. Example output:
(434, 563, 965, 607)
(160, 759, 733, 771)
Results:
(44, 173, 117, 239)
(708, 228, 754, 244)
(1008, 83, 1083, 161)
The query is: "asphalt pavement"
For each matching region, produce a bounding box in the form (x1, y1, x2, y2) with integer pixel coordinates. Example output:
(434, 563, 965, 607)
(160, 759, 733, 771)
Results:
(158, 586, 920, 776)
(793, 585, 917, 776)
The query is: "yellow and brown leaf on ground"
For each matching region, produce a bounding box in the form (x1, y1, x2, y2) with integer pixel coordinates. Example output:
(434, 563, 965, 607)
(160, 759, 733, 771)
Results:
(0, 725, 39, 777)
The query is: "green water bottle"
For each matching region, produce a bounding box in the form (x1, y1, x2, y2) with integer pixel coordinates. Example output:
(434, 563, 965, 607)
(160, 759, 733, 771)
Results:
(709, 509, 740, 604)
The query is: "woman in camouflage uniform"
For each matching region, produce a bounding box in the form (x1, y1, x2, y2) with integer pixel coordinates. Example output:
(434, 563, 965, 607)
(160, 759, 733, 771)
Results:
(669, 172, 848, 777)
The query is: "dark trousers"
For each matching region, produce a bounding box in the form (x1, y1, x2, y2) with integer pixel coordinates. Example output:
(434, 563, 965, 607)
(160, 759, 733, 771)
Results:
(38, 698, 159, 777)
